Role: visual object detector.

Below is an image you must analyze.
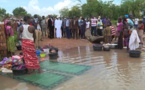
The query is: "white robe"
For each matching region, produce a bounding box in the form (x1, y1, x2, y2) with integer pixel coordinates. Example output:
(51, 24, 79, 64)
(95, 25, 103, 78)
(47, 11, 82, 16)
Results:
(129, 29, 140, 50)
(55, 19, 62, 38)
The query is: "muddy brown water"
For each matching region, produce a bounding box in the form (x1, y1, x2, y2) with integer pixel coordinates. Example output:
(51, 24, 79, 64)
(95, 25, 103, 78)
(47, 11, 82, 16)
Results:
(1, 46, 145, 90)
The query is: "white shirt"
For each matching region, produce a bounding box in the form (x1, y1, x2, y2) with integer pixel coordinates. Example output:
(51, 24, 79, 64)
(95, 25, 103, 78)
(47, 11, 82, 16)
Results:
(37, 24, 41, 30)
(22, 25, 34, 41)
(134, 18, 139, 25)
(86, 21, 90, 29)
(34, 18, 38, 23)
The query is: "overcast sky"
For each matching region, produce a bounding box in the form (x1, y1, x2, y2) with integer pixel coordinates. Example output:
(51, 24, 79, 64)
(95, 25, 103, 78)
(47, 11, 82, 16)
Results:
(0, 0, 121, 16)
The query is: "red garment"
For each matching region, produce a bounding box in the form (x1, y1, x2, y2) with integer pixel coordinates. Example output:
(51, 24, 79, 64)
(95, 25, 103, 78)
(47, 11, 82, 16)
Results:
(29, 22, 33, 26)
(139, 24, 144, 30)
(22, 39, 40, 69)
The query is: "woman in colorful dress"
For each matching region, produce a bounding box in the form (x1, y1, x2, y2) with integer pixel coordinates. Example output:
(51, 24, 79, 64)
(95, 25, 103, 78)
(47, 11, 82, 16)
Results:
(19, 16, 41, 73)
(6, 21, 15, 56)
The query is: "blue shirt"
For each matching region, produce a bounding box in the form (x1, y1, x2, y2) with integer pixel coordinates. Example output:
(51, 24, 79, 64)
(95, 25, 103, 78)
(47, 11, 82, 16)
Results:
(127, 18, 134, 26)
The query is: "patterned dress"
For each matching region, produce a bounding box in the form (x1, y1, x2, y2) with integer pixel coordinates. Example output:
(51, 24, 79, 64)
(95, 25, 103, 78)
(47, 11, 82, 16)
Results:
(6, 26, 15, 52)
(22, 39, 40, 69)
(21, 25, 40, 69)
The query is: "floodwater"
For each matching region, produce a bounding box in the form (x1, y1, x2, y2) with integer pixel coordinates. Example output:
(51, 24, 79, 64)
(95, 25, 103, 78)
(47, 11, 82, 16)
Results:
(1, 46, 145, 90)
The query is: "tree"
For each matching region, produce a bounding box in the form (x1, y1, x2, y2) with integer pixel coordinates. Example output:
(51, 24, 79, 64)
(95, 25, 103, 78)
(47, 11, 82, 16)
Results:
(27, 13, 32, 17)
(59, 0, 145, 20)
(82, 4, 90, 17)
(82, 0, 102, 17)
(121, 0, 145, 17)
(59, 8, 69, 18)
(0, 8, 6, 21)
(51, 14, 58, 18)
(13, 7, 27, 17)
(33, 14, 41, 20)
(68, 5, 81, 18)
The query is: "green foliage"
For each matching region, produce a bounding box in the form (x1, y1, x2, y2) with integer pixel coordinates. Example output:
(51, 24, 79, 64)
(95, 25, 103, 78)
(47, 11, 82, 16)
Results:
(68, 5, 81, 18)
(59, 7, 69, 18)
(121, 0, 145, 17)
(59, 0, 145, 20)
(51, 14, 58, 18)
(1, 0, 145, 21)
(13, 7, 27, 17)
(33, 14, 41, 20)
(27, 13, 32, 17)
(0, 8, 6, 21)
(111, 20, 117, 25)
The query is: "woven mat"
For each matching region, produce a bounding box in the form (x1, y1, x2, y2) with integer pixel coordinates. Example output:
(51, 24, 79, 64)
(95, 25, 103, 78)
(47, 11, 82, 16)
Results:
(0, 61, 91, 90)
(40, 61, 91, 75)
(0, 72, 71, 90)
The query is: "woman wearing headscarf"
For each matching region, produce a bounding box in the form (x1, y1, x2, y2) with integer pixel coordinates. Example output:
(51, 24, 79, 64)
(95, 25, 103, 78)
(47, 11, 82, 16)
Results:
(19, 16, 41, 73)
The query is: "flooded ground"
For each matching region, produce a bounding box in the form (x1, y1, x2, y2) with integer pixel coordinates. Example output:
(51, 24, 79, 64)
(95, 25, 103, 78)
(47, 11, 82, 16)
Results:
(54, 46, 145, 90)
(1, 39, 145, 90)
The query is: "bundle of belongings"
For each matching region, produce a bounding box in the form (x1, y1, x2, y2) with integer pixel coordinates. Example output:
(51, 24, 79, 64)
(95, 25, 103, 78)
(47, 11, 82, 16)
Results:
(0, 54, 27, 75)
(36, 45, 59, 60)
(0, 57, 13, 73)
(11, 55, 28, 75)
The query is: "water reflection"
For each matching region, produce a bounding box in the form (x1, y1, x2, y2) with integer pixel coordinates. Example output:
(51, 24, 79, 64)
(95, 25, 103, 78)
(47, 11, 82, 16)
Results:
(55, 46, 145, 90)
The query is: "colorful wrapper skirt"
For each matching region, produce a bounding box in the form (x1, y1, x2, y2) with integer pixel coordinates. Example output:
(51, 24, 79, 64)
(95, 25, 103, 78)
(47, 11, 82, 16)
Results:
(22, 39, 40, 69)
(7, 36, 15, 52)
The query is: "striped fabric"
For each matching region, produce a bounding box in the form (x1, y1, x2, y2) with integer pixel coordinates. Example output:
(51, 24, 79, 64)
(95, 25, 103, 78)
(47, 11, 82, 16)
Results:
(110, 26, 116, 36)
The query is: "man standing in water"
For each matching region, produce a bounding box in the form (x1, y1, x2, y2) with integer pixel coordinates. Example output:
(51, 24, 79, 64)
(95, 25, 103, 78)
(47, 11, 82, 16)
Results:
(18, 15, 41, 73)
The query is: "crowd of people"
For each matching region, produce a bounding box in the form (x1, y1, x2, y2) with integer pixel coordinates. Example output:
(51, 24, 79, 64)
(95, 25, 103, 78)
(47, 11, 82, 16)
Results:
(37, 14, 144, 52)
(115, 15, 145, 51)
(10, 15, 112, 48)
(3, 14, 145, 51)
(2, 14, 145, 74)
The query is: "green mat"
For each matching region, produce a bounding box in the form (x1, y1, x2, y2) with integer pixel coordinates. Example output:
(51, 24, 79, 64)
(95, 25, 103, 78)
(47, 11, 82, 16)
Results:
(40, 61, 91, 75)
(0, 61, 91, 90)
(0, 72, 71, 90)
